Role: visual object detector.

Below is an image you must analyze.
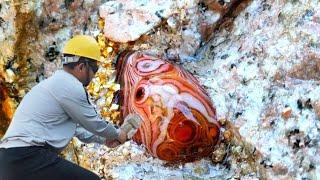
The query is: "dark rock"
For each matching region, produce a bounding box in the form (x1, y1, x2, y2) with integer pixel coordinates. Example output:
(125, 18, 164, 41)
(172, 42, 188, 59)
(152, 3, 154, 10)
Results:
(45, 42, 60, 62)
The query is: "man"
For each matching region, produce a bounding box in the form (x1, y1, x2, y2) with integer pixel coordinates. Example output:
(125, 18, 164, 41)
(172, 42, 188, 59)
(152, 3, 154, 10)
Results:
(0, 35, 141, 180)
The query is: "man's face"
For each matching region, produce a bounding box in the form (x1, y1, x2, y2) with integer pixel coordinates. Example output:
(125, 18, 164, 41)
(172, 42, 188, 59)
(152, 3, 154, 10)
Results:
(82, 60, 98, 86)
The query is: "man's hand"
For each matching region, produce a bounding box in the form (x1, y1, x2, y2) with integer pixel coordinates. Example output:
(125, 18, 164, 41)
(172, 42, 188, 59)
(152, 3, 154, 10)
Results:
(105, 139, 121, 148)
(117, 128, 128, 144)
(105, 114, 142, 147)
(106, 129, 127, 148)
(120, 114, 142, 140)
(105, 129, 127, 148)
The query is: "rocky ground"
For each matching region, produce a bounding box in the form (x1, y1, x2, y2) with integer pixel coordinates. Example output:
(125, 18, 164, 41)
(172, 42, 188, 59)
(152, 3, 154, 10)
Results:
(1, 0, 320, 179)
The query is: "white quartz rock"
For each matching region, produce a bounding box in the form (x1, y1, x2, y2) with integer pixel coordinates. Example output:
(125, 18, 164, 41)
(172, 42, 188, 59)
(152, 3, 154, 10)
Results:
(99, 0, 175, 42)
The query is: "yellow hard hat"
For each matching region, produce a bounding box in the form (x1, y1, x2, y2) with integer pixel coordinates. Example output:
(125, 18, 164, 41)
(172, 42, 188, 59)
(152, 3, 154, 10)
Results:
(62, 35, 101, 62)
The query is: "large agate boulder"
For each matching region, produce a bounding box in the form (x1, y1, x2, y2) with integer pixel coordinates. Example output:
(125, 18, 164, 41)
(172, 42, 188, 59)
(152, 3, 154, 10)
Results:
(116, 51, 220, 162)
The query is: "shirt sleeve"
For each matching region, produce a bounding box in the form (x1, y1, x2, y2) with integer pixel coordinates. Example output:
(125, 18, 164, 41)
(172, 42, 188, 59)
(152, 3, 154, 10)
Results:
(55, 83, 119, 141)
(75, 125, 107, 144)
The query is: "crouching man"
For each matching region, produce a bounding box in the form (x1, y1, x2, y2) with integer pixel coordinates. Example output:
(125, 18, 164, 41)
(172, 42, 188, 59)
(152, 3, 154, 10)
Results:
(0, 35, 141, 180)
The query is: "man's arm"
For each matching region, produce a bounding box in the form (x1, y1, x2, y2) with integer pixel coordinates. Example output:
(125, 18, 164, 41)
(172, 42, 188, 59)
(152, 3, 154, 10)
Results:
(75, 125, 107, 144)
(53, 81, 141, 145)
(56, 85, 119, 141)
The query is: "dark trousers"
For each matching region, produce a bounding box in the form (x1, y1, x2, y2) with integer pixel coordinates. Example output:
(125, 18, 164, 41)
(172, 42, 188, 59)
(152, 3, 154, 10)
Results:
(0, 146, 100, 180)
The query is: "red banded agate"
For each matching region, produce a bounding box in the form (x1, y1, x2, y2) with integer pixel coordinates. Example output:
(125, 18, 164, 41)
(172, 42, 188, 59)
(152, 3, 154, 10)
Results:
(116, 51, 220, 162)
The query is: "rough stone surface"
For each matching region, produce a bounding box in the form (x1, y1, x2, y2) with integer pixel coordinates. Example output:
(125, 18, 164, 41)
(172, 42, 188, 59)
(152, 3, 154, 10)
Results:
(184, 0, 320, 178)
(0, 0, 320, 179)
(99, 0, 175, 43)
(99, 0, 231, 62)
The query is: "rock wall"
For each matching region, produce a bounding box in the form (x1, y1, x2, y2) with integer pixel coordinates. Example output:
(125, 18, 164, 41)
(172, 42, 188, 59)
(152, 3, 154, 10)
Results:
(0, 0, 319, 179)
(185, 0, 320, 178)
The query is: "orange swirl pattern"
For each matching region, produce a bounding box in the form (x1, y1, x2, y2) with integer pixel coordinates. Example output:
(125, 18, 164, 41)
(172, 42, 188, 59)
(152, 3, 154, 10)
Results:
(116, 51, 220, 162)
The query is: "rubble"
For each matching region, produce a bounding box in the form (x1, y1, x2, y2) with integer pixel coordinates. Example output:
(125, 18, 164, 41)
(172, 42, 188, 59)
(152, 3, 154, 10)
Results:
(0, 0, 319, 179)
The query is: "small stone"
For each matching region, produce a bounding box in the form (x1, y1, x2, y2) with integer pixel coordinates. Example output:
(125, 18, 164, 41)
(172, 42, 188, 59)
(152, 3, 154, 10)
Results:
(106, 46, 113, 53)
(281, 107, 292, 119)
(109, 104, 119, 111)
(297, 99, 303, 109)
(273, 70, 283, 81)
(218, 118, 227, 126)
(193, 165, 209, 175)
(211, 143, 227, 163)
(45, 43, 59, 62)
(167, 16, 178, 29)
(123, 141, 131, 147)
(223, 130, 233, 141)
(305, 98, 313, 109)
(18, 89, 26, 97)
(313, 100, 320, 118)
(122, 148, 129, 156)
(272, 163, 288, 175)
(5, 69, 15, 83)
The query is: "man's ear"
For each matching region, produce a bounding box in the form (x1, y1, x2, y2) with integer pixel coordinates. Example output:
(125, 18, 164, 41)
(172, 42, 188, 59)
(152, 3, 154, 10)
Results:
(78, 63, 86, 71)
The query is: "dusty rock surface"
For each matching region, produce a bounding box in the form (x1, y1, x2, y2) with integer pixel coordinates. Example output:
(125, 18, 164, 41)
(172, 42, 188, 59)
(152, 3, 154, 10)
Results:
(184, 0, 320, 178)
(99, 0, 235, 62)
(0, 0, 320, 179)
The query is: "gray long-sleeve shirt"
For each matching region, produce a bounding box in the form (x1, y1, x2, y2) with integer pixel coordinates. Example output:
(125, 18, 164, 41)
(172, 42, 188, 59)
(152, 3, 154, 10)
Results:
(0, 70, 119, 151)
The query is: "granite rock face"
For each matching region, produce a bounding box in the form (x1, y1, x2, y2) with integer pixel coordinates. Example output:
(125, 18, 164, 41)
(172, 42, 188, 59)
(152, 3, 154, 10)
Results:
(0, 0, 320, 179)
(99, 0, 237, 62)
(185, 0, 320, 178)
(99, 0, 175, 43)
